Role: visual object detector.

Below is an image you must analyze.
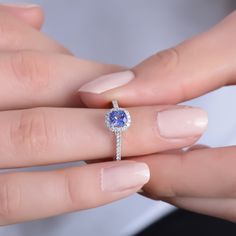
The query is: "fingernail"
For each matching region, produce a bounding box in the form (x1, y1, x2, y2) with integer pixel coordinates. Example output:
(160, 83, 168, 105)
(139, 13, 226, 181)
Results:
(1, 3, 40, 8)
(157, 107, 208, 139)
(79, 71, 134, 94)
(101, 162, 150, 192)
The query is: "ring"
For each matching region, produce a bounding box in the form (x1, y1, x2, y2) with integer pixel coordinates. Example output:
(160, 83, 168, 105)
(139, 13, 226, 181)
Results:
(105, 100, 131, 161)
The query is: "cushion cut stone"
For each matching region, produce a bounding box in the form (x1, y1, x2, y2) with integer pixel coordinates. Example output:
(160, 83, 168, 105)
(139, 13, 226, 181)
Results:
(109, 110, 128, 128)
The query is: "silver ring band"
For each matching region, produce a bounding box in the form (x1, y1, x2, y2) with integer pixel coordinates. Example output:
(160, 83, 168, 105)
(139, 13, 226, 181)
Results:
(112, 100, 121, 160)
(105, 100, 131, 161)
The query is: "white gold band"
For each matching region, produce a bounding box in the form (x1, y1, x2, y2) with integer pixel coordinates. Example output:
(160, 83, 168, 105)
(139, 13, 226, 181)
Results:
(115, 131, 122, 161)
(105, 100, 131, 161)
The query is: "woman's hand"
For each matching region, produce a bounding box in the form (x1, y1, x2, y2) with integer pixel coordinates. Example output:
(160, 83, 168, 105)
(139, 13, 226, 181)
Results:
(79, 11, 236, 222)
(0, 4, 208, 225)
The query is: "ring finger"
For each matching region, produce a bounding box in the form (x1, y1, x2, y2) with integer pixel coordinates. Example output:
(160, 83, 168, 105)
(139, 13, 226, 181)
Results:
(0, 105, 207, 168)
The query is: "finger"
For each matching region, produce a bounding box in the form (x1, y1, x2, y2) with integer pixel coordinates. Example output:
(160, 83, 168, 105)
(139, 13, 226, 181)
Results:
(164, 197, 236, 223)
(187, 144, 209, 151)
(0, 8, 69, 54)
(161, 144, 209, 155)
(0, 105, 207, 168)
(78, 11, 236, 107)
(0, 3, 44, 29)
(0, 51, 123, 109)
(0, 161, 150, 225)
(135, 146, 236, 198)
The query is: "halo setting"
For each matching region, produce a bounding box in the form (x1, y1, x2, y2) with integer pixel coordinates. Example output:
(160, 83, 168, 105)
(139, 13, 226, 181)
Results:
(105, 100, 131, 161)
(105, 108, 131, 132)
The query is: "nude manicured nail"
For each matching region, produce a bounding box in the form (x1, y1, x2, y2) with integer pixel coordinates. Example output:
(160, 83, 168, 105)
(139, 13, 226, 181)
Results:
(101, 162, 150, 192)
(1, 3, 40, 8)
(79, 71, 134, 94)
(157, 107, 208, 139)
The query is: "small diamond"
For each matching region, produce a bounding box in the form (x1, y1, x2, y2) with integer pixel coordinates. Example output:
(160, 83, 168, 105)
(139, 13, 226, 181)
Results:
(109, 110, 128, 128)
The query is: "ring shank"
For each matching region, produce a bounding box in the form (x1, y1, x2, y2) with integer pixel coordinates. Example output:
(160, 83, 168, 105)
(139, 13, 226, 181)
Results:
(112, 100, 122, 160)
(112, 100, 119, 109)
(115, 131, 122, 161)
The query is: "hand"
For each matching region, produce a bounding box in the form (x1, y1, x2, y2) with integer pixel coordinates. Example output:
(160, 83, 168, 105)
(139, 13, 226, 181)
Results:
(79, 11, 236, 222)
(0, 4, 208, 225)
(0, 3, 148, 225)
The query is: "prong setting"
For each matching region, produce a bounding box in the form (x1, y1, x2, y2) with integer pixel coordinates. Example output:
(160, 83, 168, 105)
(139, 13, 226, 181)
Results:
(105, 108, 131, 132)
(105, 100, 131, 161)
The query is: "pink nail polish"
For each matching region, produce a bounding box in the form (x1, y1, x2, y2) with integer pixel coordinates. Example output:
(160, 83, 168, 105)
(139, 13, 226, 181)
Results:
(101, 162, 150, 192)
(79, 71, 134, 94)
(157, 107, 208, 139)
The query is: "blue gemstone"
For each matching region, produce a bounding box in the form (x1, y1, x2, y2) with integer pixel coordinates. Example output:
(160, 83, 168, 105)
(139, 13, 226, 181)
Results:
(109, 110, 128, 128)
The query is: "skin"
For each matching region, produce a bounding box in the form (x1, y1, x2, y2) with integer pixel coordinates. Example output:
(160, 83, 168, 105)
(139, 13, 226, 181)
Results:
(80, 10, 236, 222)
(0, 5, 203, 225)
(1, 3, 235, 225)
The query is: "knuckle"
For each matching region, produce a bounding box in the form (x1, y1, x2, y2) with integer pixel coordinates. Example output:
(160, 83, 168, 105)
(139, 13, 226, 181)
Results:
(63, 170, 95, 210)
(0, 17, 15, 47)
(0, 13, 24, 50)
(165, 153, 187, 198)
(63, 171, 76, 208)
(153, 47, 181, 72)
(9, 51, 50, 91)
(10, 109, 50, 157)
(63, 170, 85, 209)
(153, 46, 190, 101)
(0, 177, 20, 221)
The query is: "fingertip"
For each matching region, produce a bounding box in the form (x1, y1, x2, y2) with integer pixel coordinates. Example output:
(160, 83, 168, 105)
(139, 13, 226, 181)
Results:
(79, 91, 110, 108)
(78, 70, 135, 107)
(0, 3, 45, 29)
(20, 5, 45, 29)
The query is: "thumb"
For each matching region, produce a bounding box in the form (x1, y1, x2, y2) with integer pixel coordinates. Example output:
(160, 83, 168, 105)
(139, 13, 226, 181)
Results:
(79, 10, 236, 107)
(0, 3, 44, 30)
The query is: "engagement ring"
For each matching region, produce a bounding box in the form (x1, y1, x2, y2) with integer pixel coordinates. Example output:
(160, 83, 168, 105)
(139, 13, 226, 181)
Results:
(105, 100, 131, 161)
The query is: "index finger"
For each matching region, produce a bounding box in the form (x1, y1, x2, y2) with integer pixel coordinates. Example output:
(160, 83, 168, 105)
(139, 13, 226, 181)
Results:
(0, 105, 207, 168)
(79, 11, 236, 107)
